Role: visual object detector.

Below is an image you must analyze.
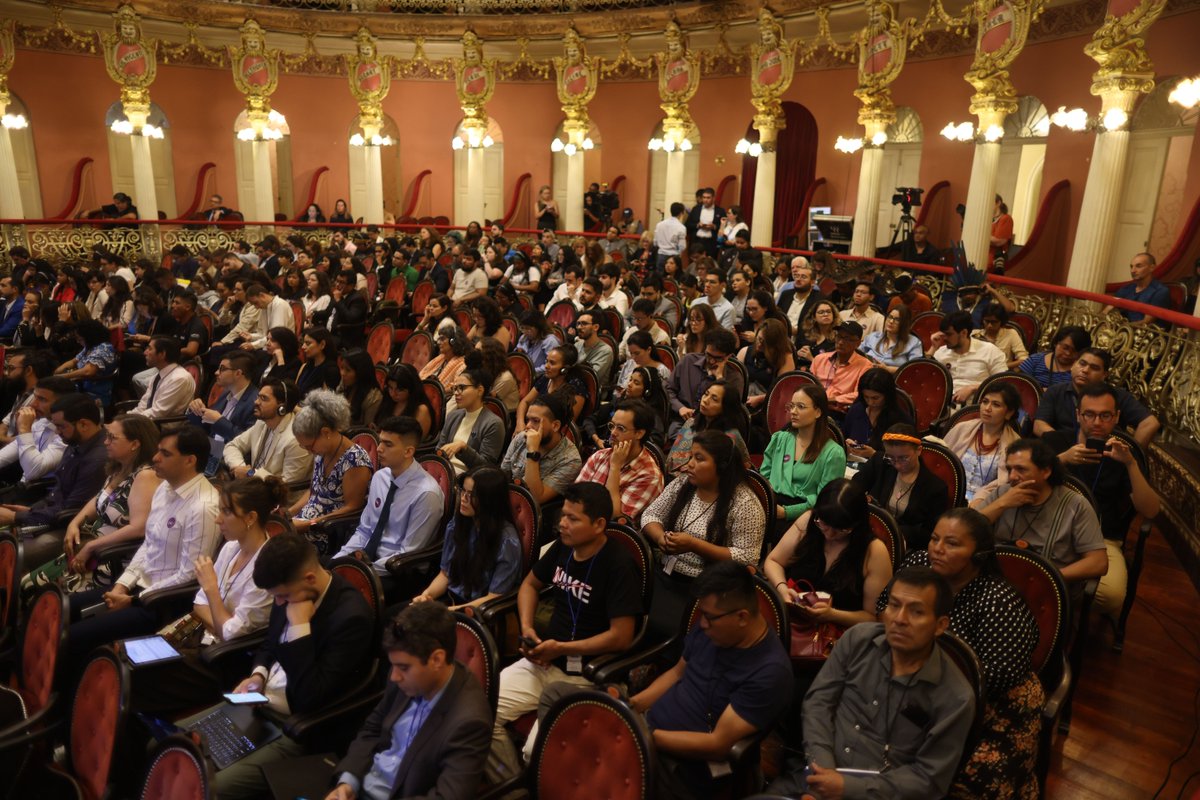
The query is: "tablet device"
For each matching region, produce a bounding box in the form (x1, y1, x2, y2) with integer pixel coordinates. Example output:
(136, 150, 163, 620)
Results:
(122, 635, 182, 666)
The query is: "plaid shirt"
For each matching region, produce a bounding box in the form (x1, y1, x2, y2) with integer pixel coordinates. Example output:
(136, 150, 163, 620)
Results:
(577, 445, 664, 521)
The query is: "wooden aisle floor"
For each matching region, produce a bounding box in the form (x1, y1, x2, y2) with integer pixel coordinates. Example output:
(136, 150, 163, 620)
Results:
(1046, 531, 1200, 799)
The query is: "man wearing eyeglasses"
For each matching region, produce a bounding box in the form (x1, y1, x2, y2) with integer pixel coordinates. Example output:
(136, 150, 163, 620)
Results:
(1043, 384, 1160, 619)
(0, 349, 53, 445)
(667, 329, 744, 436)
(186, 352, 258, 442)
(0, 377, 76, 503)
(810, 321, 872, 412)
(576, 400, 663, 522)
(690, 268, 735, 330)
(1033, 347, 1159, 447)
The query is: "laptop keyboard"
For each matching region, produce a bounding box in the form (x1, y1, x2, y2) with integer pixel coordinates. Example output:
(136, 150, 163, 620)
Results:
(189, 708, 256, 769)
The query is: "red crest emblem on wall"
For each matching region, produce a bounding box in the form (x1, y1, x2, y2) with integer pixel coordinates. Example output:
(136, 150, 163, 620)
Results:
(757, 48, 782, 87)
(115, 42, 148, 78)
(564, 63, 588, 97)
(240, 54, 269, 87)
(356, 61, 382, 94)
(463, 64, 486, 97)
(864, 33, 892, 75)
(1107, 0, 1141, 17)
(980, 4, 1014, 54)
(665, 58, 690, 94)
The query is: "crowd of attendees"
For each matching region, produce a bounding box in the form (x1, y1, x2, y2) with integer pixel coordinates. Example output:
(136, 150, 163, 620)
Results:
(0, 218, 1169, 799)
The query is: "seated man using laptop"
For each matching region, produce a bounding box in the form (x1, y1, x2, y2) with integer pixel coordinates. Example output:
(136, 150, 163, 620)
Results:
(325, 603, 492, 800)
(215, 532, 375, 800)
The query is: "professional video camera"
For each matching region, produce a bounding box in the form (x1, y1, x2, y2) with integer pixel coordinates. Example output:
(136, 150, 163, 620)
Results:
(891, 187, 924, 212)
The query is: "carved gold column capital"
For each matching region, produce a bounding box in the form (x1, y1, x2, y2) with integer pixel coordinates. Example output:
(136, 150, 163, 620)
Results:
(752, 112, 784, 146)
(1083, 0, 1166, 106)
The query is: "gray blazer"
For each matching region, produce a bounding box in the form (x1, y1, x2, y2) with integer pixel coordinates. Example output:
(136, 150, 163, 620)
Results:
(437, 407, 505, 469)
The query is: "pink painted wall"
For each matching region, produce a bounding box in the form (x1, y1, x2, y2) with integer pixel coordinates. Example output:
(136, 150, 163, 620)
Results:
(8, 6, 1200, 276)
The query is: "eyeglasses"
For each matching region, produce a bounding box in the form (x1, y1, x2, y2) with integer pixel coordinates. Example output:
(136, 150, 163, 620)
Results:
(786, 403, 810, 412)
(698, 608, 740, 624)
(216, 365, 234, 373)
(461, 488, 475, 501)
(704, 351, 728, 362)
(607, 422, 631, 434)
(451, 384, 476, 394)
(814, 518, 854, 536)
(882, 453, 915, 465)
(104, 433, 127, 442)
(1080, 411, 1116, 422)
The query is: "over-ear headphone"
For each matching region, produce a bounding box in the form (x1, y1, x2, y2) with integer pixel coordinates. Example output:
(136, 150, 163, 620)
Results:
(971, 548, 995, 567)
(278, 381, 291, 414)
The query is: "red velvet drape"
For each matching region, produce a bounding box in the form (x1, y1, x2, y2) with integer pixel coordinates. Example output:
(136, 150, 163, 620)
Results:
(739, 102, 819, 246)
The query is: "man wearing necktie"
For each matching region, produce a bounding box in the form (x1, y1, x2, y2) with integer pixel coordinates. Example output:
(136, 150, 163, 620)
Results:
(328, 603, 491, 800)
(334, 417, 444, 601)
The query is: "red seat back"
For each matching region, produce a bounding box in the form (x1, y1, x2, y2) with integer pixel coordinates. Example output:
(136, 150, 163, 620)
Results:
(868, 504, 905, 569)
(0, 533, 20, 631)
(765, 370, 819, 434)
(995, 546, 1067, 675)
(384, 278, 407, 306)
(22, 586, 67, 713)
(366, 323, 394, 367)
(454, 613, 499, 716)
(909, 311, 945, 352)
(531, 691, 652, 800)
(918, 440, 967, 508)
(352, 431, 379, 469)
(652, 344, 676, 372)
(683, 573, 787, 647)
(506, 351, 535, 398)
(1009, 312, 1041, 348)
(500, 317, 520, 349)
(418, 453, 457, 534)
(410, 281, 434, 317)
(453, 309, 472, 332)
(139, 735, 213, 800)
(894, 358, 952, 434)
(422, 379, 446, 436)
(976, 371, 1042, 423)
(70, 651, 128, 800)
(545, 301, 577, 330)
(508, 484, 541, 573)
(183, 361, 204, 397)
(401, 331, 434, 371)
(290, 301, 305, 335)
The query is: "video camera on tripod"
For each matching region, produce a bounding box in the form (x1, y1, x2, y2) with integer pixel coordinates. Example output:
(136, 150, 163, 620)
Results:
(889, 187, 924, 247)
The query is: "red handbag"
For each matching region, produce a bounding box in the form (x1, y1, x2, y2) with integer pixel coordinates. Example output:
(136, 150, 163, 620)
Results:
(786, 579, 846, 662)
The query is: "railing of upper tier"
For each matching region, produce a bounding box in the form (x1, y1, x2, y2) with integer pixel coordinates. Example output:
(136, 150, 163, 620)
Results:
(215, 0, 682, 12)
(2, 218, 1199, 445)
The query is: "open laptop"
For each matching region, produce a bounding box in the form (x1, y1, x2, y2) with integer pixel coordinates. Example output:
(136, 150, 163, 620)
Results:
(170, 701, 283, 770)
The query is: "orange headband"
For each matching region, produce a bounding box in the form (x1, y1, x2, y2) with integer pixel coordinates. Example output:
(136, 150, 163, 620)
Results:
(882, 432, 922, 445)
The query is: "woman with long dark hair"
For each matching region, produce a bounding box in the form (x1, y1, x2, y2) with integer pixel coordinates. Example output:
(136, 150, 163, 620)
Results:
(419, 326, 472, 390)
(416, 292, 457, 338)
(861, 303, 923, 371)
(380, 363, 435, 438)
(468, 295, 510, 350)
(413, 466, 522, 608)
(295, 327, 341, 397)
(337, 348, 383, 427)
(739, 316, 796, 410)
(261, 326, 301, 384)
(302, 270, 332, 326)
(761, 385, 847, 521)
(516, 344, 586, 428)
(665, 381, 749, 474)
(642, 430, 766, 634)
(280, 268, 307, 302)
(100, 275, 134, 330)
(943, 382, 1022, 501)
(851, 423, 949, 551)
(840, 367, 913, 459)
(675, 302, 719, 356)
(1017, 325, 1090, 388)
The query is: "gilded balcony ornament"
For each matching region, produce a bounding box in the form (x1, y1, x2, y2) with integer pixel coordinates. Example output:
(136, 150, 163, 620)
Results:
(748, 7, 799, 126)
(160, 21, 226, 68)
(17, 4, 97, 56)
(852, 0, 922, 128)
(396, 37, 451, 81)
(452, 29, 497, 128)
(553, 26, 600, 130)
(962, 0, 1044, 119)
(230, 19, 281, 125)
(599, 32, 653, 80)
(1084, 0, 1167, 100)
(345, 27, 392, 138)
(500, 36, 551, 81)
(102, 3, 158, 125)
(0, 19, 14, 103)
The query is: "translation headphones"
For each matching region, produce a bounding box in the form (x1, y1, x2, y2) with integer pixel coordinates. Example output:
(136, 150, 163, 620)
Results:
(971, 548, 995, 567)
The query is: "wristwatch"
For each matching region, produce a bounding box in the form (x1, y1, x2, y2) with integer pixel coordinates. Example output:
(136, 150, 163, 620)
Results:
(526, 451, 543, 463)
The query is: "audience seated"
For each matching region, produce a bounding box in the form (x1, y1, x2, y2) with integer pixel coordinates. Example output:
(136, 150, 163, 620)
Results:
(63, 424, 220, 674)
(288, 390, 372, 537)
(516, 345, 587, 427)
(437, 368, 505, 475)
(852, 424, 949, 551)
(260, 325, 301, 384)
(334, 416, 443, 597)
(973, 302, 1029, 370)
(861, 304, 924, 371)
(242, 282, 294, 353)
(296, 327, 342, 397)
(516, 310, 562, 374)
(413, 466, 522, 609)
(668, 328, 744, 435)
(1018, 325, 1090, 389)
(692, 268, 736, 329)
(574, 310, 615, 379)
(22, 414, 160, 597)
(576, 399, 664, 522)
(1043, 384, 1161, 619)
(1033, 347, 1160, 446)
(330, 602, 492, 800)
(131, 291, 208, 395)
(877, 509, 1043, 799)
(769, 567, 975, 797)
(55, 319, 118, 406)
(943, 382, 1022, 501)
(675, 302, 718, 356)
(840, 367, 914, 460)
(778, 258, 824, 335)
(130, 476, 283, 714)
(839, 279, 885, 336)
(930, 310, 1008, 405)
(186, 350, 258, 440)
(970, 438, 1108, 591)
(327, 269, 369, 348)
(216, 533, 375, 799)
(639, 273, 678, 331)
(630, 561, 793, 800)
(0, 349, 53, 443)
(336, 348, 383, 428)
(0, 374, 74, 487)
(130, 337, 197, 420)
(419, 326, 471, 389)
(500, 392, 582, 505)
(643, 431, 765, 638)
(761, 384, 847, 521)
(492, 481, 644, 773)
(378, 363, 435, 438)
(665, 380, 749, 475)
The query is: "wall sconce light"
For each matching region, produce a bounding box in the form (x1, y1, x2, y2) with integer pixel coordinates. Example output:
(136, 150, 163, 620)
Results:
(1169, 78, 1200, 110)
(111, 118, 163, 139)
(940, 121, 975, 142)
(649, 137, 691, 153)
(551, 137, 593, 155)
(1049, 105, 1129, 133)
(235, 111, 287, 142)
(453, 133, 494, 150)
(834, 136, 863, 154)
(350, 133, 393, 147)
(735, 138, 763, 157)
(1, 113, 28, 130)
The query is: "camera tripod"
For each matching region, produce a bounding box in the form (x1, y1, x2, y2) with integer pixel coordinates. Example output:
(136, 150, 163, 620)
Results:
(889, 207, 917, 248)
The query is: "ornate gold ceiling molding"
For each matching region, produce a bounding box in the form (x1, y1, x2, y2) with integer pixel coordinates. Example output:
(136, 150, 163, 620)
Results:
(7, 0, 1192, 82)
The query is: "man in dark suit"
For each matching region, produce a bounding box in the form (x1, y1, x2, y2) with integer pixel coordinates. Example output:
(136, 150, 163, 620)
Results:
(186, 350, 259, 442)
(328, 268, 369, 348)
(327, 603, 491, 800)
(215, 533, 375, 800)
(777, 257, 825, 336)
(685, 187, 725, 259)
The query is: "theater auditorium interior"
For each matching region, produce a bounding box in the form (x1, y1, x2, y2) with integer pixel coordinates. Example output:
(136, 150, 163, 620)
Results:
(0, 0, 1198, 797)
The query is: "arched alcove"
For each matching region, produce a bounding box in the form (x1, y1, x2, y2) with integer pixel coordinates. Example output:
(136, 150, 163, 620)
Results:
(453, 117, 504, 225)
(3, 94, 43, 217)
(232, 109, 294, 221)
(550, 120, 602, 221)
(105, 101, 177, 218)
(875, 106, 924, 249)
(647, 121, 701, 229)
(347, 114, 401, 221)
(996, 95, 1050, 247)
(740, 101, 818, 246)
(1108, 77, 1199, 279)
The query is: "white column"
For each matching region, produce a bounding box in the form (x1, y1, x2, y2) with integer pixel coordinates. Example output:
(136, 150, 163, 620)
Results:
(664, 150, 685, 210)
(464, 146, 486, 224)
(1067, 129, 1131, 295)
(362, 145, 385, 225)
(251, 139, 275, 224)
(751, 148, 777, 248)
(0, 126, 24, 218)
(129, 133, 159, 222)
(961, 140, 1001, 271)
(850, 146, 885, 257)
(564, 150, 584, 231)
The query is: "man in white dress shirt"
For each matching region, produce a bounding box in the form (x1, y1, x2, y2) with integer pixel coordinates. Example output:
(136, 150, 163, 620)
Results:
(929, 310, 1008, 404)
(131, 337, 196, 420)
(243, 282, 296, 351)
(64, 424, 220, 671)
(839, 280, 885, 336)
(334, 416, 444, 600)
(654, 202, 688, 272)
(0, 375, 73, 487)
